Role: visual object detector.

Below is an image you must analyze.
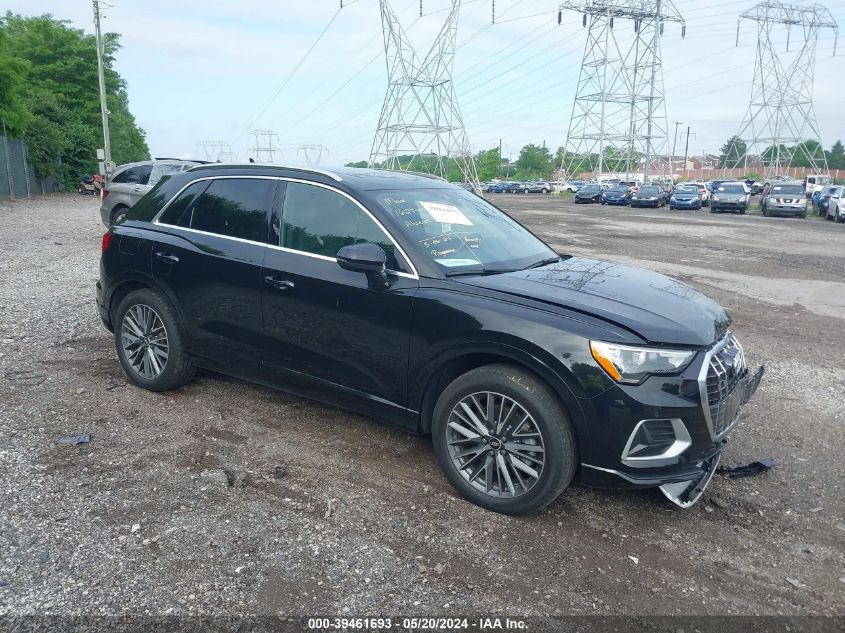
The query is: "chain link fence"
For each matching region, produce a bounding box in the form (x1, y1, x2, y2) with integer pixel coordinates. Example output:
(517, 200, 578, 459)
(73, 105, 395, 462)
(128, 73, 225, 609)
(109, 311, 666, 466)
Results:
(1, 124, 58, 199)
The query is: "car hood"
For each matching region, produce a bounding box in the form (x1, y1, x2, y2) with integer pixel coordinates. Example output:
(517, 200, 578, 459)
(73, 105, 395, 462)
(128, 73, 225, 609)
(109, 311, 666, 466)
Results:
(456, 257, 730, 346)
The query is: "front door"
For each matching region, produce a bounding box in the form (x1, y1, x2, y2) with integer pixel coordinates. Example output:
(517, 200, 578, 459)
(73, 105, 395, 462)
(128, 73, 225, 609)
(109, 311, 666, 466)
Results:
(260, 181, 418, 421)
(151, 176, 278, 373)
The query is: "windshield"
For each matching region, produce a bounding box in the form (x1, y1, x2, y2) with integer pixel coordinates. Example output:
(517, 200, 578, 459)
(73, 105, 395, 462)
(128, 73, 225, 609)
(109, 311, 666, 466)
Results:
(640, 186, 660, 194)
(770, 184, 804, 195)
(373, 188, 556, 274)
(607, 186, 628, 193)
(580, 185, 600, 192)
(677, 186, 699, 193)
(718, 184, 745, 194)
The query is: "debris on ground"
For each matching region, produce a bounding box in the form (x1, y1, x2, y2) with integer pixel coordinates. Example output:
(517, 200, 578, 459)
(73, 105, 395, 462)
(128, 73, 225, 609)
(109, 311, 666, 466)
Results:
(785, 577, 803, 589)
(627, 555, 639, 565)
(56, 433, 90, 445)
(272, 464, 288, 479)
(5, 370, 47, 385)
(709, 495, 729, 509)
(325, 498, 337, 519)
(717, 458, 774, 478)
(200, 469, 230, 488)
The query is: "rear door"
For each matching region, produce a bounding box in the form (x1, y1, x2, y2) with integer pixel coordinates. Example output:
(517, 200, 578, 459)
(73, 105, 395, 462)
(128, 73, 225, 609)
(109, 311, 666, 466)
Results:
(151, 176, 278, 373)
(260, 180, 418, 420)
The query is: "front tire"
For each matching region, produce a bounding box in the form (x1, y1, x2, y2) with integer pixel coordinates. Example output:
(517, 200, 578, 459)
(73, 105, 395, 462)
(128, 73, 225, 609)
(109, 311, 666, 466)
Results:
(114, 288, 195, 392)
(431, 365, 577, 515)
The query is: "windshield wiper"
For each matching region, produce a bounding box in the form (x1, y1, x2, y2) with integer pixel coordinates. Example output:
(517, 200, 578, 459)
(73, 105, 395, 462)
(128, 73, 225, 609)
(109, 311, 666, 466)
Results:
(524, 256, 560, 270)
(445, 267, 517, 277)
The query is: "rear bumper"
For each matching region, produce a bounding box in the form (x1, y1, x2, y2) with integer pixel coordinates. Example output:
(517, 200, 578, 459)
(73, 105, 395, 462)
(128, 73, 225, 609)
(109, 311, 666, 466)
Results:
(95, 279, 112, 331)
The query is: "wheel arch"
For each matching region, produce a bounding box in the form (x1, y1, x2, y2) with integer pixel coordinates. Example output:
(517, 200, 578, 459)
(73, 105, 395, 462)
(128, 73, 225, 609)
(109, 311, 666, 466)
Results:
(416, 345, 587, 445)
(107, 273, 185, 330)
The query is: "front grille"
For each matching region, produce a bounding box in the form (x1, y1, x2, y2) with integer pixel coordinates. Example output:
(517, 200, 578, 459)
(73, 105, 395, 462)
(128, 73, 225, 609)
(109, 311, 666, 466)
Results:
(705, 335, 747, 437)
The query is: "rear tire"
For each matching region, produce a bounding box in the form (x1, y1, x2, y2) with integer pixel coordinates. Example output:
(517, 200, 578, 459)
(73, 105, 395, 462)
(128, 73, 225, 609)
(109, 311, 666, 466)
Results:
(114, 288, 195, 392)
(431, 364, 577, 515)
(110, 205, 129, 226)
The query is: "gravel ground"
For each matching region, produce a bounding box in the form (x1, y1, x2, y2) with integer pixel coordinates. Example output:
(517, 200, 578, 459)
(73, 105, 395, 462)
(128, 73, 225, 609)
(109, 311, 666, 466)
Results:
(0, 193, 843, 623)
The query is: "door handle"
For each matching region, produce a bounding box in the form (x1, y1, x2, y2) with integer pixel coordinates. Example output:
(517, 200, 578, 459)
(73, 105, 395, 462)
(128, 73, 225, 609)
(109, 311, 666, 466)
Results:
(264, 275, 294, 290)
(154, 251, 180, 264)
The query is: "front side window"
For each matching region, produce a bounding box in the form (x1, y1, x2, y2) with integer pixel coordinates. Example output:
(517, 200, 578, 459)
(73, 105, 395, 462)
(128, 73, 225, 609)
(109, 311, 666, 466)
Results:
(281, 182, 404, 271)
(373, 187, 555, 274)
(189, 178, 274, 242)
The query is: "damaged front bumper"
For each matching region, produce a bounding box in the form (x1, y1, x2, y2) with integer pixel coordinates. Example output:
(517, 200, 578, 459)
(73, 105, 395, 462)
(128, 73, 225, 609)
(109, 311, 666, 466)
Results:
(580, 337, 765, 508)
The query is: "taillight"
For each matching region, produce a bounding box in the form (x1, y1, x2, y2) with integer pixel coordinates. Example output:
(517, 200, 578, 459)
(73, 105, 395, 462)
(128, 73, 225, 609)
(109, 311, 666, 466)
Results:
(101, 232, 113, 255)
(101, 189, 110, 200)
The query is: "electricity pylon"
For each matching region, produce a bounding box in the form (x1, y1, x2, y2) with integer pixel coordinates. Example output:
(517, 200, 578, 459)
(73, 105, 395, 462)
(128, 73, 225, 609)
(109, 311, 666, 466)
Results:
(196, 140, 235, 163)
(726, 1, 838, 178)
(559, 0, 685, 183)
(298, 144, 329, 167)
(251, 129, 280, 163)
(369, 0, 480, 193)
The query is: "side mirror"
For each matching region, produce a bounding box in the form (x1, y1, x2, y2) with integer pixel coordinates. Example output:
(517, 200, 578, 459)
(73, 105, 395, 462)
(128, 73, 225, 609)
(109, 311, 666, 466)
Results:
(336, 243, 389, 287)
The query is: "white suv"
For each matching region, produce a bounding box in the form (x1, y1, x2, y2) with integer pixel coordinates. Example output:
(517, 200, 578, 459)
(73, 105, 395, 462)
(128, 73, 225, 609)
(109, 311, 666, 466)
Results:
(99, 159, 203, 226)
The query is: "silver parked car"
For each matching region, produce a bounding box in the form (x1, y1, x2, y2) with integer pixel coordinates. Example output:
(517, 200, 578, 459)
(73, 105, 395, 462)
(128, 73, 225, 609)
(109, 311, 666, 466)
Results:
(99, 159, 203, 226)
(761, 182, 807, 218)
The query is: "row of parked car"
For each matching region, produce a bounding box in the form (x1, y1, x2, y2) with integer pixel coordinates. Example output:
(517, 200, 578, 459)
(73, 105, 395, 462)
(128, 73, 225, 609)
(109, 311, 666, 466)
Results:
(565, 178, 836, 219)
(483, 180, 553, 194)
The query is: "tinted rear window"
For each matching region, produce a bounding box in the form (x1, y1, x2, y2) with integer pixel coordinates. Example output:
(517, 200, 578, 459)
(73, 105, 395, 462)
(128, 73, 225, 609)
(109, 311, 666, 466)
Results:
(189, 178, 275, 242)
(158, 181, 209, 226)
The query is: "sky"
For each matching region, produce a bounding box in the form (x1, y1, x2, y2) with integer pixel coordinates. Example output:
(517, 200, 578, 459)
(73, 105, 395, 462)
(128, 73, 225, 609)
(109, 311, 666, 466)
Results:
(8, 0, 845, 167)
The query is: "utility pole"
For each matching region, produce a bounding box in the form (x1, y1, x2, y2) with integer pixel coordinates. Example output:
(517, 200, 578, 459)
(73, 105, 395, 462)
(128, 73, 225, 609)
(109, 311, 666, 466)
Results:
(93, 0, 113, 177)
(683, 125, 691, 179)
(671, 121, 682, 180)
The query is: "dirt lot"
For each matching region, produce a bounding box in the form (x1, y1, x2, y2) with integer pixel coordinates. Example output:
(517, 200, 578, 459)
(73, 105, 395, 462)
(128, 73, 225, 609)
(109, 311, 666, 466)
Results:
(1, 193, 843, 622)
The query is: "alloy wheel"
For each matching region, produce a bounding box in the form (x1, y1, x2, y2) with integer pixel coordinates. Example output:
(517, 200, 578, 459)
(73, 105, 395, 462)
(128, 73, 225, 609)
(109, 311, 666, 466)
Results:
(446, 391, 545, 498)
(121, 304, 169, 379)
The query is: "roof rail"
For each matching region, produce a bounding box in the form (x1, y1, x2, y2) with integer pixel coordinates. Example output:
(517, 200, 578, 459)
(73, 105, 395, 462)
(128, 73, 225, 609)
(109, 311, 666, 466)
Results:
(188, 163, 344, 182)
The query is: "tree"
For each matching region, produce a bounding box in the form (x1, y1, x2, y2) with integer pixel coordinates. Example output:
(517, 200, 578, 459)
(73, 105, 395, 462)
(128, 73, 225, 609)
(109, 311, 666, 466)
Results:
(515, 143, 551, 179)
(0, 12, 149, 188)
(719, 136, 747, 168)
(789, 139, 824, 168)
(0, 27, 31, 135)
(475, 147, 500, 181)
(345, 160, 368, 168)
(827, 140, 845, 170)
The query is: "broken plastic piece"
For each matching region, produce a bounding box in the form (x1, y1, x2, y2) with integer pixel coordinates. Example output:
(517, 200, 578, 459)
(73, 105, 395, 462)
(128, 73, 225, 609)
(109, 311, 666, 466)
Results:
(57, 433, 91, 445)
(717, 458, 774, 478)
(660, 454, 720, 508)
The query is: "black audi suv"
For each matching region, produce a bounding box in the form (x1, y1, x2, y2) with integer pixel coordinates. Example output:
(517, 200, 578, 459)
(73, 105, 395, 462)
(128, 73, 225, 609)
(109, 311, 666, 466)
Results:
(97, 165, 763, 514)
